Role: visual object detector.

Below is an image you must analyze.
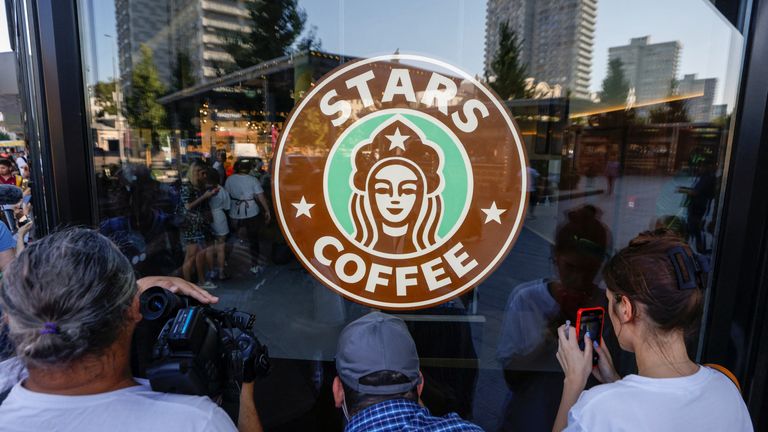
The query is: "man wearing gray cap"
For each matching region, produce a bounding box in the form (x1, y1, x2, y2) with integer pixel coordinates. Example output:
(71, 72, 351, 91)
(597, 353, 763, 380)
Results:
(333, 311, 483, 431)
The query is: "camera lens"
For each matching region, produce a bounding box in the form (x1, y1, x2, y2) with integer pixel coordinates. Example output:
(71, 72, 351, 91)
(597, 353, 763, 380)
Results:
(139, 287, 178, 321)
(147, 296, 165, 313)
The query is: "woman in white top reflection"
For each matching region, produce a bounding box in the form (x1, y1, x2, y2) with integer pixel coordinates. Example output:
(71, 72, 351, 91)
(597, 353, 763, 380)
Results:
(350, 123, 443, 255)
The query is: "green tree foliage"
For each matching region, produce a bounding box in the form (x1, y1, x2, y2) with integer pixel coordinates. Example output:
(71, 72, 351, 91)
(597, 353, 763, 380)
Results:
(171, 50, 196, 92)
(93, 81, 118, 118)
(223, 0, 306, 70)
(0, 131, 11, 141)
(649, 79, 690, 124)
(600, 58, 630, 105)
(295, 25, 322, 52)
(487, 22, 530, 100)
(124, 44, 166, 131)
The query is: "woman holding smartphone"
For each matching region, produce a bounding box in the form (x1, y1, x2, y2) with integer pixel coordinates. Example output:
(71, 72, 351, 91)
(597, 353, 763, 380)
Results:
(553, 229, 752, 431)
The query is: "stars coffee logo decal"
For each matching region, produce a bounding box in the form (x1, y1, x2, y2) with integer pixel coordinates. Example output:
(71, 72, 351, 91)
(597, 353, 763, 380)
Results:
(274, 54, 528, 309)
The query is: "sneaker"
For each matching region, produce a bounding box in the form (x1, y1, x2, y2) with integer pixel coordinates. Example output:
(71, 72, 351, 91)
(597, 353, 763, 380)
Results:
(249, 265, 265, 276)
(200, 280, 218, 290)
(205, 270, 217, 281)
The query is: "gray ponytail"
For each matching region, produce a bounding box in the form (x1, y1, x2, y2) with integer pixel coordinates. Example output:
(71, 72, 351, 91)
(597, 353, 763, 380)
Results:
(0, 228, 137, 367)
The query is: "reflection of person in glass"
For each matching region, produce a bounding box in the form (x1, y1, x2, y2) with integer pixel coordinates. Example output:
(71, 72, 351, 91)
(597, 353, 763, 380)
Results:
(553, 230, 751, 431)
(496, 204, 613, 431)
(350, 122, 444, 255)
(677, 158, 717, 253)
(178, 162, 217, 283)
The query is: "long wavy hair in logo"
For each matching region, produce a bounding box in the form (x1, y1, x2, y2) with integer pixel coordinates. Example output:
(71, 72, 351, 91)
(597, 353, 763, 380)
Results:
(349, 118, 445, 254)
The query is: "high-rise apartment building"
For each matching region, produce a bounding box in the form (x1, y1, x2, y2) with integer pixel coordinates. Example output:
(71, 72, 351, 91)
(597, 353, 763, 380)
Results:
(484, 0, 597, 99)
(116, 0, 251, 93)
(115, 0, 173, 91)
(608, 36, 681, 103)
(169, 0, 252, 82)
(677, 73, 717, 122)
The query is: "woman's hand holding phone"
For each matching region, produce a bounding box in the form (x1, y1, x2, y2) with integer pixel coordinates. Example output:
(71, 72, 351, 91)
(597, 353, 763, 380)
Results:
(591, 338, 620, 384)
(556, 324, 594, 391)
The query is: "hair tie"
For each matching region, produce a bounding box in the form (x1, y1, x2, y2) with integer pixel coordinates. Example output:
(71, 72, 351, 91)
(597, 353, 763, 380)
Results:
(40, 322, 59, 335)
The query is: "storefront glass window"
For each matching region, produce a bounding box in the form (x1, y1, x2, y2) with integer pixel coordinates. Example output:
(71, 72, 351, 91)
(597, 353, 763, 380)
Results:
(76, 0, 745, 429)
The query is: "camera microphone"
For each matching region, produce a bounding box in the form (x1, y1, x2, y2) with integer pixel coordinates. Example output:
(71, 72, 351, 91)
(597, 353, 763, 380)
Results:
(0, 185, 23, 205)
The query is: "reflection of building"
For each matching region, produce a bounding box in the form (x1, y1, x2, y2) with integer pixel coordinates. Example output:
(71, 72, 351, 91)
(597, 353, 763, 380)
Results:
(678, 73, 717, 122)
(88, 84, 126, 155)
(158, 50, 355, 159)
(0, 52, 23, 138)
(571, 124, 724, 176)
(711, 104, 728, 119)
(116, 0, 251, 92)
(608, 36, 680, 102)
(115, 0, 174, 91)
(485, 0, 596, 99)
(168, 0, 252, 82)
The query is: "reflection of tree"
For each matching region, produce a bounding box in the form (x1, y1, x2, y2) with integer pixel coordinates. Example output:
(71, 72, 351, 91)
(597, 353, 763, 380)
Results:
(222, 0, 306, 70)
(649, 80, 690, 124)
(94, 81, 118, 118)
(600, 58, 629, 105)
(295, 25, 322, 52)
(487, 22, 530, 100)
(171, 51, 196, 92)
(125, 45, 167, 148)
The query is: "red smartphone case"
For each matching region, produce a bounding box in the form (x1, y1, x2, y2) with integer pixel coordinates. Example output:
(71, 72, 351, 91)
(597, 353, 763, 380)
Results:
(575, 306, 605, 342)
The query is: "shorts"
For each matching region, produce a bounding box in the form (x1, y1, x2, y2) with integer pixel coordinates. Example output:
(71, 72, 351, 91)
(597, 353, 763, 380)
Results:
(210, 210, 229, 237)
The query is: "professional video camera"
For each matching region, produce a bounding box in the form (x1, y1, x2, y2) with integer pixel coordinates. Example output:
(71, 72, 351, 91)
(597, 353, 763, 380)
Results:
(131, 287, 270, 421)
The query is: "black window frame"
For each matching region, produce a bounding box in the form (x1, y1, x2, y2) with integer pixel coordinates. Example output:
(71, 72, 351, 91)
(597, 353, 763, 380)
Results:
(7, 0, 768, 427)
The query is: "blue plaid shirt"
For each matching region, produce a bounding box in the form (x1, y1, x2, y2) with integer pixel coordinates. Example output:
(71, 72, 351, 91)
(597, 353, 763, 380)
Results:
(345, 399, 484, 432)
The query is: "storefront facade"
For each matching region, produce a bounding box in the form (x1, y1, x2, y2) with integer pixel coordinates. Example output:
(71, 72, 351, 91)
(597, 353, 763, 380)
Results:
(3, 0, 768, 429)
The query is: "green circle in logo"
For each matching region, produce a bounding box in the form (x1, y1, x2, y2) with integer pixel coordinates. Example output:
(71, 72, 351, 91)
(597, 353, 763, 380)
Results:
(325, 109, 471, 245)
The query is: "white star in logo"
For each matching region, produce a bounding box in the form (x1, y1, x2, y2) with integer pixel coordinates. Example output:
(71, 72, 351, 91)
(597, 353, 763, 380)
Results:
(292, 196, 315, 218)
(481, 201, 507, 224)
(385, 128, 409, 151)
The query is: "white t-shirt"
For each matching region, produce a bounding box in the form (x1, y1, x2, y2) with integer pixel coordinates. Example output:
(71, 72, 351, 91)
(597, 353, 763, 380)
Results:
(565, 366, 753, 432)
(497, 278, 560, 367)
(0, 379, 237, 432)
(225, 174, 264, 219)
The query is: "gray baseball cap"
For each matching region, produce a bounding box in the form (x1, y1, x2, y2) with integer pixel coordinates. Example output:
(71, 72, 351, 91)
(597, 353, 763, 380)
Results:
(335, 312, 421, 395)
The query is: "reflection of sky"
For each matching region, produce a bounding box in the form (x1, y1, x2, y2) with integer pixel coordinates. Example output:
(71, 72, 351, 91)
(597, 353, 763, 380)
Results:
(0, 4, 8, 52)
(0, 0, 742, 107)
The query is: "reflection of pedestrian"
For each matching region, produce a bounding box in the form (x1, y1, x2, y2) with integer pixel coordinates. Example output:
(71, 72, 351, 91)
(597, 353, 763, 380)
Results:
(212, 151, 227, 185)
(526, 166, 540, 218)
(678, 161, 717, 253)
(497, 205, 616, 431)
(225, 159, 272, 276)
(205, 168, 230, 281)
(177, 162, 217, 285)
(604, 157, 620, 195)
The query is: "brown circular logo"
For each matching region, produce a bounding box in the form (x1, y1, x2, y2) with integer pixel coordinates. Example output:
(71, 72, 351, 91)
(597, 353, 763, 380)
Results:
(274, 54, 527, 310)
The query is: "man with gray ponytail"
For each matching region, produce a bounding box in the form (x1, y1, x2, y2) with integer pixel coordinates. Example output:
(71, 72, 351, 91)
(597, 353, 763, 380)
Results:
(0, 228, 260, 431)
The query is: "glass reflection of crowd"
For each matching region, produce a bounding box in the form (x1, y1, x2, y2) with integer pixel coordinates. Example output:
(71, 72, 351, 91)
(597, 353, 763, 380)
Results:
(96, 152, 271, 289)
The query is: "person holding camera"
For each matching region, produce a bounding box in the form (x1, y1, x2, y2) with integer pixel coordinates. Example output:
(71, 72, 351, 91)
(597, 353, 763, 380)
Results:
(0, 228, 263, 432)
(333, 312, 482, 431)
(552, 230, 752, 431)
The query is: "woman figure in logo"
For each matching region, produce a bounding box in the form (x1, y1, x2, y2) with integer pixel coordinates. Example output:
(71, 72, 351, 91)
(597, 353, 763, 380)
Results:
(350, 122, 444, 255)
